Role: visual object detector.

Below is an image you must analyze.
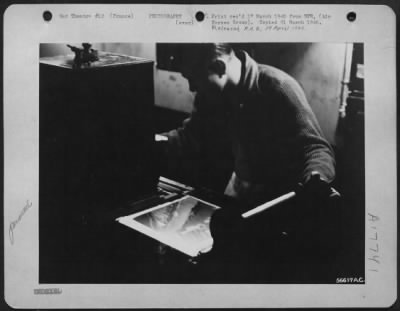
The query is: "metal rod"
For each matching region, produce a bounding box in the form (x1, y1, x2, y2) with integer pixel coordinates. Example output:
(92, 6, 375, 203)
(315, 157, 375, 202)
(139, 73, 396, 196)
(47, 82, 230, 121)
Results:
(241, 191, 297, 219)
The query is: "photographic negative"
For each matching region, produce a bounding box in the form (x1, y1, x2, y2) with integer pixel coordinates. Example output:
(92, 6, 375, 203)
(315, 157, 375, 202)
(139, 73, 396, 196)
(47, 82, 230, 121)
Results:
(117, 195, 220, 257)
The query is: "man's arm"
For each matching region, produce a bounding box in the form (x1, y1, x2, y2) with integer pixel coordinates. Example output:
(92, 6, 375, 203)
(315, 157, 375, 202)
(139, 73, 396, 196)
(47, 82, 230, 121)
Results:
(156, 95, 207, 181)
(276, 78, 336, 184)
(162, 94, 205, 158)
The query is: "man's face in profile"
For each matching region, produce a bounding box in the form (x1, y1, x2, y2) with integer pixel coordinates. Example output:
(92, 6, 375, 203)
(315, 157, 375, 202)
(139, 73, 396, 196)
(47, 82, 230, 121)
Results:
(180, 53, 226, 97)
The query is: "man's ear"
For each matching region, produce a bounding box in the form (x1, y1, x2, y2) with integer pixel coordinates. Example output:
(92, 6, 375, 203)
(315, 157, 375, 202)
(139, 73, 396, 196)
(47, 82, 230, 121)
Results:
(208, 59, 226, 77)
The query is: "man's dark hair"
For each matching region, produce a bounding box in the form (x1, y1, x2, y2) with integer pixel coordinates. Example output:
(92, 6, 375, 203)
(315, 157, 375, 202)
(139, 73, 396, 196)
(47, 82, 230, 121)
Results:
(181, 43, 233, 59)
(178, 43, 234, 71)
(211, 43, 234, 58)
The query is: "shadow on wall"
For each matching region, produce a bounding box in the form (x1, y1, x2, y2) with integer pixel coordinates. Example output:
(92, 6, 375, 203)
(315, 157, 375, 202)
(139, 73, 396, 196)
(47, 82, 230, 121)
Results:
(94, 43, 195, 113)
(247, 43, 347, 145)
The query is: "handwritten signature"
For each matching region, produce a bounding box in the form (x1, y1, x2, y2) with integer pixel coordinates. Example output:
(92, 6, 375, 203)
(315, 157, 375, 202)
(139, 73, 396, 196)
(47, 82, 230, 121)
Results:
(9, 200, 32, 245)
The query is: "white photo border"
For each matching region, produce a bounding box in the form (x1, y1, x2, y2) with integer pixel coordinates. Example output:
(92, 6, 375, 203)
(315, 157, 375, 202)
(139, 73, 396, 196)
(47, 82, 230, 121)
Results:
(3, 4, 397, 308)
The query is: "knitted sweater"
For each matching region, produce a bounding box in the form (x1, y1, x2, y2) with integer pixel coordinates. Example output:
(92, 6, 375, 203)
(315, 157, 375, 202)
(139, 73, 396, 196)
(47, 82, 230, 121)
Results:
(166, 51, 335, 197)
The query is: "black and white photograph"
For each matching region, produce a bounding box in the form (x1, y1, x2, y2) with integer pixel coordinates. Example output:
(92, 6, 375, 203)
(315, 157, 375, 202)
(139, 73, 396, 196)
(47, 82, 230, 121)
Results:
(39, 42, 365, 284)
(3, 4, 396, 308)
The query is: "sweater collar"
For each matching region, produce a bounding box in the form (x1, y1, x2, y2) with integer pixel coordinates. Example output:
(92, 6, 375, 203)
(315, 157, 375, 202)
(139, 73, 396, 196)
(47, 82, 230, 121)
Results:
(236, 50, 259, 95)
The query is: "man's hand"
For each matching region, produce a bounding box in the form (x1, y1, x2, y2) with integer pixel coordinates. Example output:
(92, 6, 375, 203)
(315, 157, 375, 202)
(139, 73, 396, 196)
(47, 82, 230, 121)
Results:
(155, 134, 168, 142)
(297, 171, 338, 201)
(210, 207, 242, 239)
